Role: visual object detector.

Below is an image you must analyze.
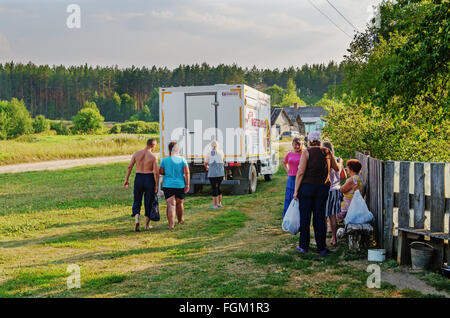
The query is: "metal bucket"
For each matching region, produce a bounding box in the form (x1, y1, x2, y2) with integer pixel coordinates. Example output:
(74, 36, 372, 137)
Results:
(410, 241, 433, 270)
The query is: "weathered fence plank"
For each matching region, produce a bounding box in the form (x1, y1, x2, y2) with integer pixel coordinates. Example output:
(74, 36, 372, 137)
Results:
(384, 161, 395, 257)
(357, 152, 369, 198)
(377, 159, 384, 248)
(447, 195, 450, 265)
(369, 157, 376, 243)
(413, 163, 425, 229)
(369, 158, 384, 248)
(397, 162, 410, 265)
(356, 152, 384, 248)
(430, 163, 445, 270)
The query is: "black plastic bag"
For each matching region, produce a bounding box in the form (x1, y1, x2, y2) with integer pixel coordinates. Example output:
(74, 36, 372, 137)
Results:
(149, 196, 160, 222)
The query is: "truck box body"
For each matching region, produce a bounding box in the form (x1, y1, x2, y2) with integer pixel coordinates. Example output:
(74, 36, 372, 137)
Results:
(159, 84, 271, 163)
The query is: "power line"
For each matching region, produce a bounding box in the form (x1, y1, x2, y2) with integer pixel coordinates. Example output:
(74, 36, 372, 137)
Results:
(325, 0, 359, 32)
(306, 0, 352, 39)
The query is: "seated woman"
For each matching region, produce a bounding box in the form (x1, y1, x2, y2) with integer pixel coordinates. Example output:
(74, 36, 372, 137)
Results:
(338, 159, 363, 222)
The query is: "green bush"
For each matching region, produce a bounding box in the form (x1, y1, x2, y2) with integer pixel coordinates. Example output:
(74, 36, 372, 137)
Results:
(0, 98, 33, 139)
(50, 121, 70, 135)
(120, 121, 146, 134)
(109, 124, 121, 134)
(71, 101, 105, 134)
(147, 122, 159, 133)
(129, 114, 139, 122)
(32, 115, 50, 133)
(113, 121, 159, 134)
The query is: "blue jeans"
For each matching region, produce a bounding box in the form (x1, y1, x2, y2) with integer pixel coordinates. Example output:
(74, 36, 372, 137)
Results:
(298, 183, 330, 252)
(283, 176, 296, 218)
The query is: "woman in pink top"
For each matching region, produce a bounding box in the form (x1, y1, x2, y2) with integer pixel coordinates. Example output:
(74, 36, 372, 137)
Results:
(283, 137, 303, 217)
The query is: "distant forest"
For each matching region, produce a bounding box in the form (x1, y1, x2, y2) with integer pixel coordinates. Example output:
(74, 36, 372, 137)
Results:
(0, 61, 343, 121)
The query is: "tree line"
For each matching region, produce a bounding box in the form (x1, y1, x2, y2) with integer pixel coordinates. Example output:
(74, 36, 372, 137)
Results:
(0, 62, 344, 121)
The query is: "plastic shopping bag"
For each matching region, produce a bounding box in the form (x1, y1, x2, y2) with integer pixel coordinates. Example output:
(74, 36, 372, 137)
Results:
(282, 199, 300, 235)
(344, 190, 374, 225)
(149, 197, 160, 222)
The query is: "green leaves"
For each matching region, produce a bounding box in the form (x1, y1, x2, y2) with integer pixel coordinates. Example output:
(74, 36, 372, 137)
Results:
(71, 101, 105, 134)
(32, 115, 50, 134)
(0, 98, 33, 140)
(331, 1, 449, 162)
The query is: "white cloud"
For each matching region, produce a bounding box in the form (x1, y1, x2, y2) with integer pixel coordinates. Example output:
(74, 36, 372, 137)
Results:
(0, 32, 11, 53)
(151, 10, 174, 19)
(90, 11, 149, 23)
(90, 12, 117, 23)
(0, 7, 25, 15)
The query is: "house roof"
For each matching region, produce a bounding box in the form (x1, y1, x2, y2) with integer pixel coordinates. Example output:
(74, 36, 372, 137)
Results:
(283, 107, 298, 122)
(297, 106, 327, 118)
(270, 108, 282, 125)
(271, 107, 294, 126)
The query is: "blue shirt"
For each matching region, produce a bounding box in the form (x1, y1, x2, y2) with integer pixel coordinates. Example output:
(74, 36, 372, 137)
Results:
(160, 156, 188, 188)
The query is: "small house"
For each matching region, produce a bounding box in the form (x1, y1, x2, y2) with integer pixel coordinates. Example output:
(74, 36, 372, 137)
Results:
(270, 107, 295, 137)
(282, 103, 327, 136)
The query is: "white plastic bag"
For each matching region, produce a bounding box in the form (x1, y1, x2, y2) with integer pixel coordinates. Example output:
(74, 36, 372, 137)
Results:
(282, 199, 300, 235)
(344, 190, 374, 225)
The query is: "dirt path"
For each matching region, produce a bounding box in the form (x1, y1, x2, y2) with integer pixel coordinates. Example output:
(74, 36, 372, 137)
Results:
(0, 155, 133, 174)
(346, 261, 449, 297)
(383, 271, 449, 297)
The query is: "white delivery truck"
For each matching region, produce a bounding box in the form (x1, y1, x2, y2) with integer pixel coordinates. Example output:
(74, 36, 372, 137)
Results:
(159, 84, 279, 194)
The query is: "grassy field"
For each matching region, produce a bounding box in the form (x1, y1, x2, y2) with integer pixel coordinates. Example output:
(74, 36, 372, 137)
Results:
(0, 133, 159, 165)
(1, 158, 449, 298)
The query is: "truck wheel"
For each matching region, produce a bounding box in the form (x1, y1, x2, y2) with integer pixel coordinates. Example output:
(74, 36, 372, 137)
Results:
(232, 164, 251, 195)
(264, 174, 273, 181)
(249, 164, 257, 194)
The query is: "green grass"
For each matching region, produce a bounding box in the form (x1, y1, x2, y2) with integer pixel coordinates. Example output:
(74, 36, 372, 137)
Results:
(412, 271, 450, 294)
(0, 133, 159, 165)
(0, 144, 438, 298)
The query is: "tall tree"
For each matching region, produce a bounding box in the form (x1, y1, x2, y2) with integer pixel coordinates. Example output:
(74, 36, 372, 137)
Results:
(280, 79, 306, 107)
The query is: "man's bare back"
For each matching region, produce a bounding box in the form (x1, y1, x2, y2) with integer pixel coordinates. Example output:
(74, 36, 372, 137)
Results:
(124, 139, 159, 190)
(133, 149, 157, 174)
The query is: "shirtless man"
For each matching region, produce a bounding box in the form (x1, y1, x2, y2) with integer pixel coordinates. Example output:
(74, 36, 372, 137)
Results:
(124, 138, 159, 232)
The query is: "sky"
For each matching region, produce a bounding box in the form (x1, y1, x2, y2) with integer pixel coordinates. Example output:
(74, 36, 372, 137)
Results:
(0, 0, 382, 69)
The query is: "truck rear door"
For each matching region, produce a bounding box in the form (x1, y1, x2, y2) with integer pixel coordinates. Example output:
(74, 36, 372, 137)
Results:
(185, 93, 218, 161)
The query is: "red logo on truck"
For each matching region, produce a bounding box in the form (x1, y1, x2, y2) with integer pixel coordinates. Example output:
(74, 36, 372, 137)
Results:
(246, 111, 267, 128)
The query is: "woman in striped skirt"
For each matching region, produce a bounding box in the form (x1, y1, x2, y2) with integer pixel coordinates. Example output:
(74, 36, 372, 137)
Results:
(322, 141, 345, 245)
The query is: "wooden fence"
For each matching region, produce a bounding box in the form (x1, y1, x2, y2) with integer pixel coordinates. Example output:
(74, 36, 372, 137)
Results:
(355, 152, 450, 267)
(356, 152, 384, 248)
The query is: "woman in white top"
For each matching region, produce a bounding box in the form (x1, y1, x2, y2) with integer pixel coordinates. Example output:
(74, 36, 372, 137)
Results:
(204, 140, 225, 209)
